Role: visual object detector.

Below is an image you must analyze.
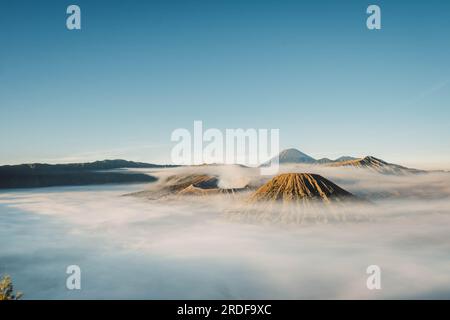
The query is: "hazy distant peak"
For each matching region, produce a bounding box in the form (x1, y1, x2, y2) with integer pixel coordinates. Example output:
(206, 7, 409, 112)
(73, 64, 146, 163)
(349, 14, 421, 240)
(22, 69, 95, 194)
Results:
(334, 156, 358, 162)
(316, 158, 334, 164)
(275, 148, 316, 164)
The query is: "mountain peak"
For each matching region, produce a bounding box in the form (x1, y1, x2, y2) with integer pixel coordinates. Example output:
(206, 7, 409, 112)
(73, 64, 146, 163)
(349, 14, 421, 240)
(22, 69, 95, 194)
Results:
(362, 156, 387, 163)
(276, 148, 316, 164)
(250, 173, 355, 203)
(328, 155, 424, 175)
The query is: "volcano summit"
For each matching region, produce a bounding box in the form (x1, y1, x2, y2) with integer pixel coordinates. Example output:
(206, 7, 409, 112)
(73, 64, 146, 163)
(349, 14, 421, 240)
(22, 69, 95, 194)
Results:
(250, 173, 356, 204)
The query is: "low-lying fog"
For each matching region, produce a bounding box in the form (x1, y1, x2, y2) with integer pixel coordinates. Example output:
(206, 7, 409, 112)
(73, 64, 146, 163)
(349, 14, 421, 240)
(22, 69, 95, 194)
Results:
(0, 166, 449, 299)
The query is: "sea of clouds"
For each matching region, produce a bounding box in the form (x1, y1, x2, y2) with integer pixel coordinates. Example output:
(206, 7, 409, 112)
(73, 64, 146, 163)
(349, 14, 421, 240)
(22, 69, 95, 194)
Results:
(0, 166, 449, 299)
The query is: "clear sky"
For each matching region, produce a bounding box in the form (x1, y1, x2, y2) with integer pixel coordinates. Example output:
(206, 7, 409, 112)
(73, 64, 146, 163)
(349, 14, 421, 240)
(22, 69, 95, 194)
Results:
(1, 0, 449, 169)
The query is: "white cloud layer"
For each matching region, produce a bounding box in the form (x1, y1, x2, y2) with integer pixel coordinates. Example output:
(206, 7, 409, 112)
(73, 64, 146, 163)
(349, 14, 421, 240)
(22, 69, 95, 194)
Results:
(0, 167, 450, 299)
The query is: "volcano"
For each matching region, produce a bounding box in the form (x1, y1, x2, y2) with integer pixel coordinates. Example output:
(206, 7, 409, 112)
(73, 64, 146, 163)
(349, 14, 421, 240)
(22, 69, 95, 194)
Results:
(249, 173, 355, 204)
(263, 148, 316, 165)
(239, 173, 368, 224)
(163, 174, 219, 192)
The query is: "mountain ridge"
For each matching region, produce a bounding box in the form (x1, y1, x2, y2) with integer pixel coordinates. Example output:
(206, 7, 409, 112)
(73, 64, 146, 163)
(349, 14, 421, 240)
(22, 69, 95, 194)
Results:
(0, 159, 163, 189)
(328, 155, 425, 175)
(0, 159, 176, 174)
(264, 148, 358, 165)
(265, 148, 423, 174)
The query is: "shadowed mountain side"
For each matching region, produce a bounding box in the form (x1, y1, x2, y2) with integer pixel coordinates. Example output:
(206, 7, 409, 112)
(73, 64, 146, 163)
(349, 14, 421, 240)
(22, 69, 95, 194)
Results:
(0, 159, 176, 174)
(0, 172, 157, 189)
(0, 159, 164, 189)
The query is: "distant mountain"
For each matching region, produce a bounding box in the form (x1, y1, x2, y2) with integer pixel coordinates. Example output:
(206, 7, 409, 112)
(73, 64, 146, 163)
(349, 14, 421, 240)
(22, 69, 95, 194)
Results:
(0, 159, 174, 175)
(264, 148, 360, 165)
(316, 158, 334, 164)
(262, 149, 423, 175)
(334, 156, 358, 162)
(328, 156, 425, 175)
(263, 148, 316, 165)
(249, 173, 356, 204)
(0, 159, 165, 189)
(316, 156, 358, 164)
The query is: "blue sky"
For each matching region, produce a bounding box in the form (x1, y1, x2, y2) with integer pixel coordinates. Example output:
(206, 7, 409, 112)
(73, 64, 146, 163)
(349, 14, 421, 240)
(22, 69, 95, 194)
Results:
(1, 0, 449, 169)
